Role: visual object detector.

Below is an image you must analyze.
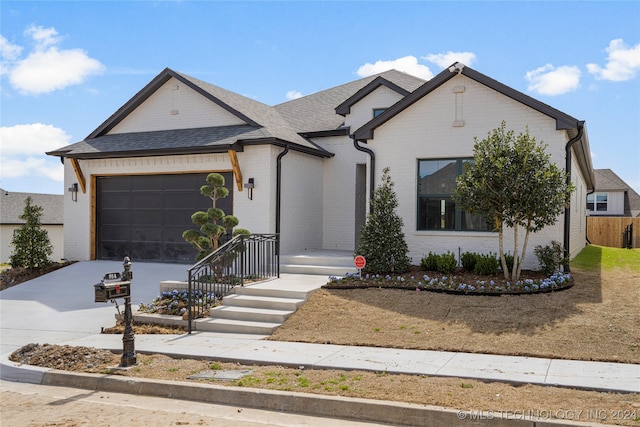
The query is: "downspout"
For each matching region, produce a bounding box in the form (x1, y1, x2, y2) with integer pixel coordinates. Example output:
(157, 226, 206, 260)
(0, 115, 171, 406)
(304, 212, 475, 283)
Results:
(585, 188, 595, 244)
(275, 144, 290, 254)
(563, 123, 585, 273)
(352, 135, 375, 214)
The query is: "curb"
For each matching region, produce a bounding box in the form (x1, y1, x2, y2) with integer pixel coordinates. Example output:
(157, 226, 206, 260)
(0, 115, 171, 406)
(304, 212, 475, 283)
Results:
(1, 355, 611, 427)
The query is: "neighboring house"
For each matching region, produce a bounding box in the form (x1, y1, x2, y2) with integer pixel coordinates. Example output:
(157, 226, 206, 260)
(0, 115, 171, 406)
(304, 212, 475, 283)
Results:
(47, 64, 594, 269)
(588, 169, 640, 217)
(0, 189, 64, 264)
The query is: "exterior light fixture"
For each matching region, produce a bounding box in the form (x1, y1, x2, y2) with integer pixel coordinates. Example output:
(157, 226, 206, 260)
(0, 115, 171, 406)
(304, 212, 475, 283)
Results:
(68, 183, 79, 202)
(244, 178, 254, 200)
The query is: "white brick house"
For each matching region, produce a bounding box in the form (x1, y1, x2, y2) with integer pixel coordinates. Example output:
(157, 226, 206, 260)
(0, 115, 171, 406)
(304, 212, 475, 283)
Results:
(48, 64, 594, 269)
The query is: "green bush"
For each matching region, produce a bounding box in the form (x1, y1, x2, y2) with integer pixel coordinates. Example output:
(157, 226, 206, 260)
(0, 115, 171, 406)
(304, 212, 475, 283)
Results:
(10, 197, 53, 269)
(503, 253, 515, 273)
(474, 253, 499, 276)
(356, 168, 410, 274)
(461, 252, 478, 272)
(534, 241, 566, 275)
(420, 252, 439, 271)
(436, 251, 458, 274)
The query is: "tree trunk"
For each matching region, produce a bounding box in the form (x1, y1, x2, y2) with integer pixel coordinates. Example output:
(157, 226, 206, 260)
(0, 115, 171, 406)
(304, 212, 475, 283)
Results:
(512, 224, 519, 280)
(497, 216, 509, 280)
(516, 223, 532, 280)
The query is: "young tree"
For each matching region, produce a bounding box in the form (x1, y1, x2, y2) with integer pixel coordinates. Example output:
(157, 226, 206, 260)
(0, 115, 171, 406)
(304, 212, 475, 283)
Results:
(454, 121, 574, 280)
(182, 173, 249, 261)
(356, 167, 411, 274)
(10, 197, 53, 269)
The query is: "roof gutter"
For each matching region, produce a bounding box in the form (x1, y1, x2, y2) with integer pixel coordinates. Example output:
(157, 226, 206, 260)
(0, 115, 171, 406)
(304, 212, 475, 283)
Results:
(275, 144, 290, 252)
(563, 122, 585, 273)
(352, 135, 375, 214)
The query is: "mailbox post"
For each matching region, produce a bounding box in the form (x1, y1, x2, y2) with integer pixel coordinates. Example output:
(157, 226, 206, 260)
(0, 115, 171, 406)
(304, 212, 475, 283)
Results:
(94, 257, 136, 367)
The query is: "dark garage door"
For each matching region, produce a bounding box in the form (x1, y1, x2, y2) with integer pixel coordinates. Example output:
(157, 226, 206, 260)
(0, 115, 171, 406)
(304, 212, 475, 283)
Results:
(96, 173, 233, 263)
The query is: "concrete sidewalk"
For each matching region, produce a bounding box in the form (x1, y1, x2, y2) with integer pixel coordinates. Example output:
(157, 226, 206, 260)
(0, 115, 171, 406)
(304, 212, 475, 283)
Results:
(3, 331, 639, 394)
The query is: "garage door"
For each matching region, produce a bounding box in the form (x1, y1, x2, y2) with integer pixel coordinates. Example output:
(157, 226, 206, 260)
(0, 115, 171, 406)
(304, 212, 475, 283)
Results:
(96, 173, 233, 263)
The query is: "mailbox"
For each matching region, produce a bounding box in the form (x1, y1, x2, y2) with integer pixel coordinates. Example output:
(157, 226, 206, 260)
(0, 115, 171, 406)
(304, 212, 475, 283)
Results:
(94, 272, 131, 302)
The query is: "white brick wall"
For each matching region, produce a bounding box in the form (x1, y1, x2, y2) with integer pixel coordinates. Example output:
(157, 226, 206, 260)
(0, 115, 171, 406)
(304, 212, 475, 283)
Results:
(110, 77, 245, 134)
(311, 135, 368, 251)
(367, 74, 582, 269)
(279, 149, 324, 253)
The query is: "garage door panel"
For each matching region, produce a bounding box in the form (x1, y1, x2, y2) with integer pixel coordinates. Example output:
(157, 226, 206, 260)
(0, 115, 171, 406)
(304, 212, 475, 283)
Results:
(131, 209, 163, 225)
(96, 173, 232, 263)
(101, 209, 132, 225)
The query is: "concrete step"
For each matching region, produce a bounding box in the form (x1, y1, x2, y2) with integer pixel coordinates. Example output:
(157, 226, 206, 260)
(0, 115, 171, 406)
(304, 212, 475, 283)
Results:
(210, 305, 293, 323)
(234, 285, 310, 300)
(279, 263, 358, 276)
(222, 294, 305, 311)
(193, 318, 281, 335)
(280, 251, 359, 276)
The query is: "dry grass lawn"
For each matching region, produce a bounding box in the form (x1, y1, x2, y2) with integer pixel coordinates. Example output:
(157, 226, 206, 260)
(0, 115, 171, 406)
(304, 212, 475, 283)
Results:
(270, 266, 639, 364)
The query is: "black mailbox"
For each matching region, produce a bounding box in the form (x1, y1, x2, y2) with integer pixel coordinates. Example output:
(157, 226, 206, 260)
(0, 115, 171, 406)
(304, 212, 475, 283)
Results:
(94, 272, 131, 302)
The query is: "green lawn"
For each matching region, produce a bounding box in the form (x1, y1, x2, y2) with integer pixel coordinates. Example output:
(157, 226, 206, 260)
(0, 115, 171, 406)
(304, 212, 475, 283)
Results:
(571, 244, 640, 272)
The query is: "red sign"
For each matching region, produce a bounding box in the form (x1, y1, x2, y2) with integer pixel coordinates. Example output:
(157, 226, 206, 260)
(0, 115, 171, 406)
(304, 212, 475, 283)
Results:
(354, 255, 366, 269)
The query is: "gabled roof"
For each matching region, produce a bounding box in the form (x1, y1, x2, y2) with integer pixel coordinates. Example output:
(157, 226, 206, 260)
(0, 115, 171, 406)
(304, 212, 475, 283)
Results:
(274, 70, 425, 135)
(594, 169, 635, 191)
(594, 169, 640, 217)
(49, 68, 332, 160)
(335, 76, 412, 116)
(353, 63, 585, 141)
(0, 189, 63, 225)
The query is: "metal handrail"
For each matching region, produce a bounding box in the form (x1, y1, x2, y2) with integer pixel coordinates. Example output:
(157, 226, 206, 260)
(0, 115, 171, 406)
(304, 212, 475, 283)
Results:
(186, 234, 279, 333)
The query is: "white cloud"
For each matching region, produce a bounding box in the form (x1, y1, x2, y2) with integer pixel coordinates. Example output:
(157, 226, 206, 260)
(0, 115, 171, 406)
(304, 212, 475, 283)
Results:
(0, 124, 70, 183)
(587, 39, 640, 82)
(525, 64, 581, 96)
(2, 25, 104, 95)
(0, 35, 23, 61)
(423, 51, 476, 68)
(285, 90, 302, 100)
(356, 56, 434, 80)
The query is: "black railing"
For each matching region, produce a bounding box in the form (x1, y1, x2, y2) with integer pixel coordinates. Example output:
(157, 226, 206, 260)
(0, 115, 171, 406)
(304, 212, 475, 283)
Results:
(186, 234, 279, 333)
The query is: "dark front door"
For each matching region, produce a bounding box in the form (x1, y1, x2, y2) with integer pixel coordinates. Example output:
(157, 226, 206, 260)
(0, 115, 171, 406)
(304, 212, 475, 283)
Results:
(96, 173, 233, 263)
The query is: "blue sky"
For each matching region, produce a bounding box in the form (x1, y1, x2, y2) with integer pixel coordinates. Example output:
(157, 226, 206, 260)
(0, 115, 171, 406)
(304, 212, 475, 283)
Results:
(1, 1, 639, 195)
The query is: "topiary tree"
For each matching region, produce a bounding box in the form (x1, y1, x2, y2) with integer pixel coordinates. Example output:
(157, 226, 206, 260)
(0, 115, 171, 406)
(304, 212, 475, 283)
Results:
(454, 121, 574, 280)
(10, 197, 53, 269)
(356, 167, 411, 274)
(182, 173, 249, 261)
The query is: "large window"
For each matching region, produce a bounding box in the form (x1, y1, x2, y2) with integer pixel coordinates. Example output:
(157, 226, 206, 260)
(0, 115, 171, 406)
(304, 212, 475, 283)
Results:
(587, 192, 608, 212)
(417, 159, 492, 231)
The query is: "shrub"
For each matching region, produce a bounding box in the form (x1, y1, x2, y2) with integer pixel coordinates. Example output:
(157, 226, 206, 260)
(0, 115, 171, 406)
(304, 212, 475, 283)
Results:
(461, 252, 478, 272)
(420, 252, 439, 271)
(10, 197, 53, 269)
(436, 251, 458, 274)
(356, 168, 410, 274)
(503, 253, 515, 273)
(534, 241, 566, 276)
(474, 253, 499, 276)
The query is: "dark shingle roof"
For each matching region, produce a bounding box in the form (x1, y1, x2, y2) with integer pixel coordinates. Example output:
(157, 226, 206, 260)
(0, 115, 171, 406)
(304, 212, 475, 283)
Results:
(0, 189, 63, 224)
(52, 125, 262, 158)
(594, 169, 640, 217)
(274, 70, 425, 133)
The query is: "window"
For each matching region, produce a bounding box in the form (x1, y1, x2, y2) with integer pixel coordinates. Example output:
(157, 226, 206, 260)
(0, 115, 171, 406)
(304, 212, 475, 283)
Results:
(417, 159, 492, 231)
(373, 108, 386, 118)
(587, 192, 608, 212)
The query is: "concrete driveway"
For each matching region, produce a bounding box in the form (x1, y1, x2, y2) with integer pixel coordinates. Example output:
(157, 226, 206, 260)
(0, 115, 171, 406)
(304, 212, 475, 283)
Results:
(0, 260, 189, 356)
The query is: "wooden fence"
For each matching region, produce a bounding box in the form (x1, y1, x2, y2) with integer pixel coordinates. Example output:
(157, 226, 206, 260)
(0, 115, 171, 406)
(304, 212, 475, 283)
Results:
(586, 217, 640, 248)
